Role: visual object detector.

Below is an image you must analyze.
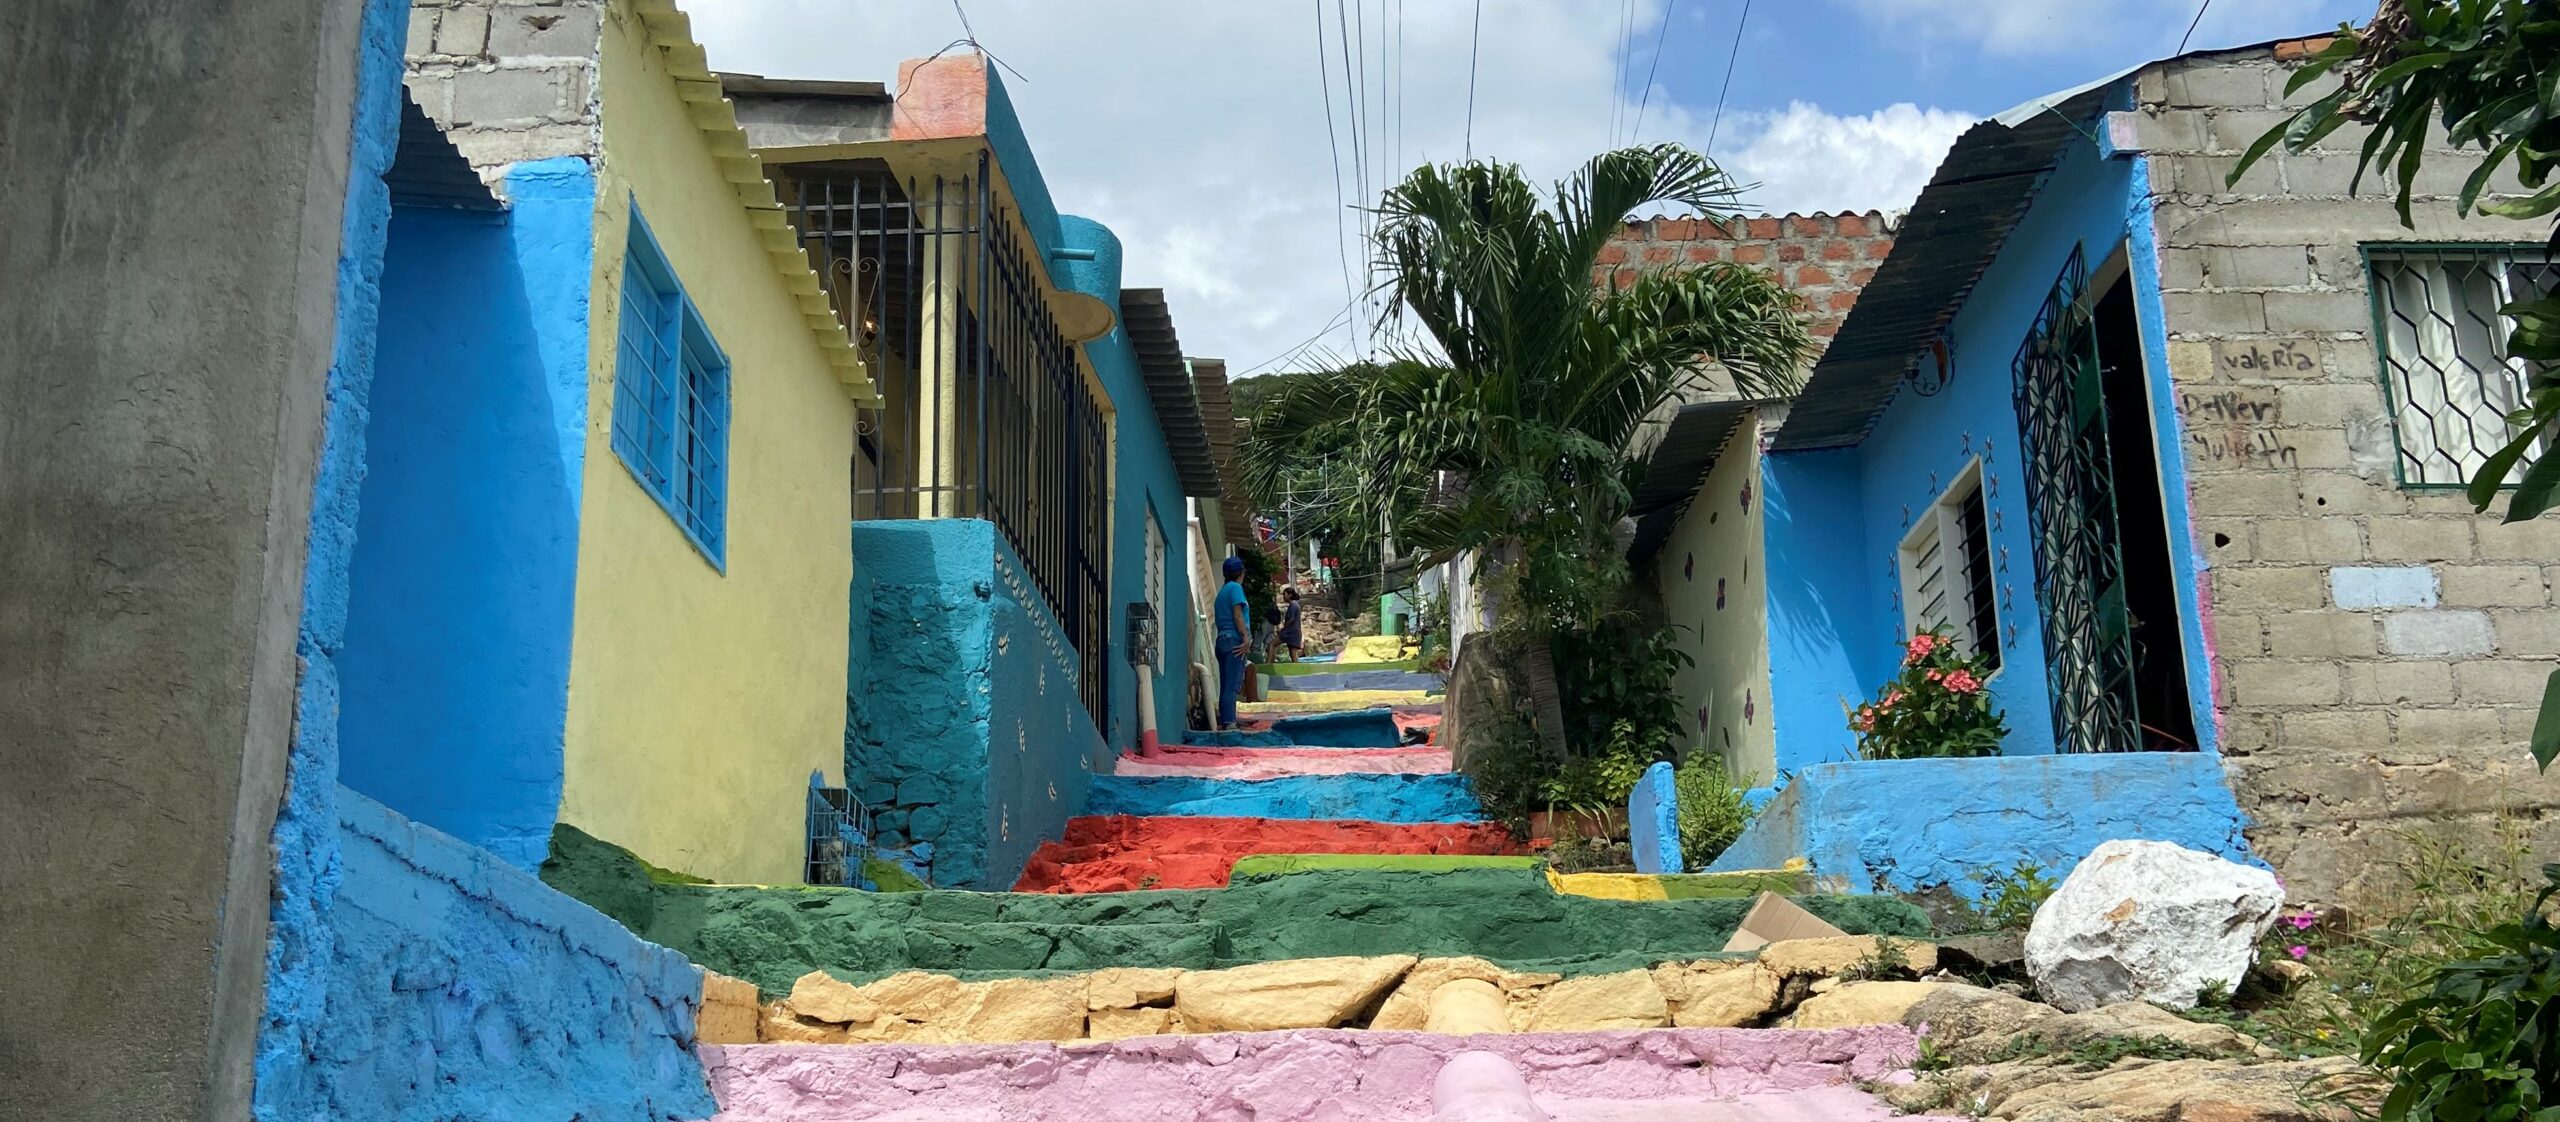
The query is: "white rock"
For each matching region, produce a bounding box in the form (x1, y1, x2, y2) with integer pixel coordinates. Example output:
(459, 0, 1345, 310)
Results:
(2024, 839, 2282, 1013)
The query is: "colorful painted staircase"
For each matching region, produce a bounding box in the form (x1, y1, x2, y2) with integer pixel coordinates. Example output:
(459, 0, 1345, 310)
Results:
(541, 645, 1945, 1119)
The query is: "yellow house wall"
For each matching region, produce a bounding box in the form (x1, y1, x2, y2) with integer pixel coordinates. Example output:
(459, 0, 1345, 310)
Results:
(557, 1, 856, 884)
(1658, 414, 1776, 785)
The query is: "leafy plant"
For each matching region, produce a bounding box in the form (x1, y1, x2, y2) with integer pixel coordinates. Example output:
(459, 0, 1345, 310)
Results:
(2229, 1, 2560, 769)
(2358, 863, 2560, 1120)
(1840, 935, 1922, 982)
(1234, 543, 1281, 633)
(1849, 628, 2008, 759)
(1977, 860, 2059, 932)
(1673, 755, 1757, 870)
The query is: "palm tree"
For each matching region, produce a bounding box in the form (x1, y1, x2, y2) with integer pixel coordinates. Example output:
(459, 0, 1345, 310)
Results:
(1247, 144, 1813, 636)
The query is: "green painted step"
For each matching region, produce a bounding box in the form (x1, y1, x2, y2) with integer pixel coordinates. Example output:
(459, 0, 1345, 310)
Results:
(543, 827, 1927, 997)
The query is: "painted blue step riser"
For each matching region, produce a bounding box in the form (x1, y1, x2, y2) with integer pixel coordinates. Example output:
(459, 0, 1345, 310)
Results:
(1183, 708, 1404, 749)
(1085, 773, 1483, 824)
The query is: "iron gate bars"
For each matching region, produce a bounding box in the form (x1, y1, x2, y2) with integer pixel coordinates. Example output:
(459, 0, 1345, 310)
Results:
(782, 153, 1112, 730)
(2010, 245, 2141, 754)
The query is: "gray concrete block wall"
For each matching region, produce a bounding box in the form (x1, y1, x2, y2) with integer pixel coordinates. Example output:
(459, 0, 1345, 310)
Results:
(406, 0, 604, 173)
(2124, 42, 2560, 904)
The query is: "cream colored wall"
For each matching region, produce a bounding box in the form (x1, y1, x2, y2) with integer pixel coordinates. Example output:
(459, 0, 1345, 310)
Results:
(1657, 414, 1776, 784)
(558, 0, 856, 884)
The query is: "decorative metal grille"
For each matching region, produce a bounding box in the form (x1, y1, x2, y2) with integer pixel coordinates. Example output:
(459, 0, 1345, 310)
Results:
(778, 154, 1113, 728)
(2010, 246, 2140, 753)
(2367, 245, 2560, 487)
(805, 781, 872, 888)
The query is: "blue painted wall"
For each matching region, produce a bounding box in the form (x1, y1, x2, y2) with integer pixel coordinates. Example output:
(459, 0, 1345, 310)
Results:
(1708, 753, 2258, 898)
(339, 158, 597, 872)
(256, 790, 714, 1120)
(1055, 214, 1195, 752)
(1762, 103, 2202, 768)
(847, 519, 1103, 888)
(257, 0, 405, 1108)
(1628, 761, 1682, 874)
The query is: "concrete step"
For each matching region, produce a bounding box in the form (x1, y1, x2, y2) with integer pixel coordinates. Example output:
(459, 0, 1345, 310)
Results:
(1185, 708, 1407, 748)
(1011, 814, 1524, 893)
(697, 1028, 1930, 1120)
(1112, 744, 1452, 779)
(1084, 772, 1483, 823)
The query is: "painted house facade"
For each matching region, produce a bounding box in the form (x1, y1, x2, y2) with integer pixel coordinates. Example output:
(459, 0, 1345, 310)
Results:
(337, 0, 870, 886)
(723, 58, 1226, 888)
(1644, 39, 2560, 905)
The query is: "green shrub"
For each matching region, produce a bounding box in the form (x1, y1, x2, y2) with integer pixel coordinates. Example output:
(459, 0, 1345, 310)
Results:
(2360, 863, 2560, 1120)
(1849, 627, 2006, 759)
(1673, 755, 1756, 870)
(1976, 860, 2058, 932)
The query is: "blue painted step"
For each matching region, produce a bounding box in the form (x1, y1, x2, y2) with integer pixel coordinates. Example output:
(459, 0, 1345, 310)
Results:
(1085, 772, 1484, 824)
(1273, 670, 1447, 693)
(1184, 708, 1403, 749)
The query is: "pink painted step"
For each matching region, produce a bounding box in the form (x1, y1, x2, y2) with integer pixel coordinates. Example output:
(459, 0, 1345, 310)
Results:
(1115, 744, 1452, 779)
(701, 1026, 1933, 1122)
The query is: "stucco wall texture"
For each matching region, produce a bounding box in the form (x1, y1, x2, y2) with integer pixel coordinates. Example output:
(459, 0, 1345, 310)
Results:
(556, 2, 856, 886)
(1656, 415, 1778, 781)
(1709, 753, 2257, 898)
(848, 520, 1100, 889)
(257, 790, 714, 1120)
(2124, 44, 2560, 904)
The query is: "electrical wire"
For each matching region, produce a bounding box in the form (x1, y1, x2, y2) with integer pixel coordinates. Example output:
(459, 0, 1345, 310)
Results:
(1464, 0, 1482, 159)
(1705, 0, 1751, 158)
(1631, 0, 1679, 142)
(1314, 1, 1362, 361)
(2176, 0, 2214, 55)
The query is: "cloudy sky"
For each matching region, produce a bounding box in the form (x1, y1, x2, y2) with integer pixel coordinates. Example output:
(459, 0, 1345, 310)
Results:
(688, 0, 2368, 377)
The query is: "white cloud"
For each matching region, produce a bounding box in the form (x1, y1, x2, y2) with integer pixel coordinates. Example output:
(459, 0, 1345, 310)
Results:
(1849, 0, 2352, 59)
(686, 1, 1970, 375)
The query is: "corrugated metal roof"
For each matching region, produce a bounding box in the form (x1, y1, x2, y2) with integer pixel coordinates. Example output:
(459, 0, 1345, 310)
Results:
(387, 87, 498, 212)
(1119, 289, 1223, 498)
(1188, 358, 1262, 551)
(1771, 88, 2110, 451)
(1628, 399, 1757, 563)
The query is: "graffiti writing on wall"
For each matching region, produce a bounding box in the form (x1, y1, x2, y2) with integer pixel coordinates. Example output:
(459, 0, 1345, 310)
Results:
(2212, 339, 2317, 376)
(2179, 387, 2298, 468)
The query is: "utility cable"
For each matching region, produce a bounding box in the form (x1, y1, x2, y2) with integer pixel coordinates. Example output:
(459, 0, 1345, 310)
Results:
(2176, 0, 2214, 55)
(1705, 0, 1751, 158)
(1464, 0, 1482, 159)
(1631, 0, 1679, 142)
(1314, 1, 1362, 360)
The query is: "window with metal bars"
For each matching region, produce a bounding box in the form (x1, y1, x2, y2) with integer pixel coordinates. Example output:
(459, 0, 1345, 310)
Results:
(1898, 459, 2001, 673)
(2367, 245, 2560, 488)
(612, 205, 730, 567)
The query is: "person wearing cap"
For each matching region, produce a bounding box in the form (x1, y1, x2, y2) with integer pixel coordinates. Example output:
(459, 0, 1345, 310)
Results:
(1215, 555, 1250, 729)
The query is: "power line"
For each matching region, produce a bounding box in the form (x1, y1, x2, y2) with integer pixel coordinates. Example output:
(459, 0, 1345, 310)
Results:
(1631, 0, 1679, 142)
(1314, 1, 1362, 359)
(2176, 0, 2214, 55)
(1607, 0, 1634, 144)
(1464, 0, 1482, 160)
(1338, 0, 1373, 357)
(1705, 0, 1751, 158)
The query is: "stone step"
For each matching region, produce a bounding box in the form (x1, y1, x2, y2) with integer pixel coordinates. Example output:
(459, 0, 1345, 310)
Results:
(1083, 772, 1483, 823)
(1112, 744, 1452, 779)
(1185, 707, 1407, 748)
(696, 1027, 1928, 1120)
(1011, 815, 1524, 893)
(543, 831, 1931, 998)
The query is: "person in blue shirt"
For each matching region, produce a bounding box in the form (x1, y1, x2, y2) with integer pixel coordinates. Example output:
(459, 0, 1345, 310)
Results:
(1214, 555, 1249, 729)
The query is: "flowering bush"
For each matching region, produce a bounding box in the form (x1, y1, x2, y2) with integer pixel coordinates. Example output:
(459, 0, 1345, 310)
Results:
(1847, 628, 2007, 760)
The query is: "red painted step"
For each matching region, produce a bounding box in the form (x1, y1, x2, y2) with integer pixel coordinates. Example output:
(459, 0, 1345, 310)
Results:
(1011, 814, 1526, 893)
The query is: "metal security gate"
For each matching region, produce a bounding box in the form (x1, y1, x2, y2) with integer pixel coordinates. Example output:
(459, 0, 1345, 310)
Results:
(2011, 246, 2140, 753)
(779, 154, 1113, 729)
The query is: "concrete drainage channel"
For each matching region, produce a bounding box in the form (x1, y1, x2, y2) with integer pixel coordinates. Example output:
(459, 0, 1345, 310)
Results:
(553, 651, 1946, 1119)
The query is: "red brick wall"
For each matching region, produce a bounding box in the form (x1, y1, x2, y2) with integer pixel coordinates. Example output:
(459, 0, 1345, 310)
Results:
(1599, 211, 1898, 346)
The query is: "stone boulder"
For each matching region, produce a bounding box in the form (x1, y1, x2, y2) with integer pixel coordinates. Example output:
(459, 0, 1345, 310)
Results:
(1174, 955, 1417, 1033)
(1522, 970, 1669, 1031)
(1787, 981, 1949, 1029)
(2025, 840, 2282, 1012)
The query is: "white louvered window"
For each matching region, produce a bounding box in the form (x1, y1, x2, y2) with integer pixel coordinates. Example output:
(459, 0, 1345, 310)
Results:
(1898, 459, 2000, 673)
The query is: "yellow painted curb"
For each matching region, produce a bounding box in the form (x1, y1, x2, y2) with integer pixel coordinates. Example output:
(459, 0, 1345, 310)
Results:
(1240, 694, 1433, 715)
(1341, 635, 1420, 662)
(1260, 687, 1438, 707)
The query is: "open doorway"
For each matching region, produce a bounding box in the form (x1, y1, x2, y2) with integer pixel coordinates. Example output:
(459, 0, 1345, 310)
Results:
(2088, 255, 2198, 751)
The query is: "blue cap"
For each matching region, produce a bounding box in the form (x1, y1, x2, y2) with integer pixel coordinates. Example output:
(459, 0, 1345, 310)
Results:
(1223, 555, 1245, 577)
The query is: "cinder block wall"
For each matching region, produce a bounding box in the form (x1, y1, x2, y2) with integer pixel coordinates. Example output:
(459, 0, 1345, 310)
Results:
(2131, 42, 2560, 904)
(406, 0, 603, 170)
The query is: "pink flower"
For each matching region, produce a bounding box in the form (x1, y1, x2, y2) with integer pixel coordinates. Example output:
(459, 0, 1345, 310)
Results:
(1904, 633, 1939, 663)
(2287, 911, 2318, 931)
(2287, 945, 2309, 960)
(1879, 688, 1904, 711)
(1925, 669, 1945, 683)
(1943, 670, 1982, 694)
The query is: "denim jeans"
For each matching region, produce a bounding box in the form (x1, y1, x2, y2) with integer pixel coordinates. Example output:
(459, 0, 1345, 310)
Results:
(1217, 645, 1247, 729)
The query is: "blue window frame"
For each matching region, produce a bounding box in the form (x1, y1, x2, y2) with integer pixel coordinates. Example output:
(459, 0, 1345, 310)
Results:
(612, 204, 730, 567)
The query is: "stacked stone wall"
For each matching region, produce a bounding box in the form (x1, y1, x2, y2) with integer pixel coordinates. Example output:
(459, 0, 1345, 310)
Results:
(2127, 42, 2560, 903)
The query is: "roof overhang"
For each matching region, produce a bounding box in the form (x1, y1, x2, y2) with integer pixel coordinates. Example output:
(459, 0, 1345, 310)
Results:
(1629, 399, 1759, 563)
(1189, 358, 1263, 550)
(1120, 290, 1222, 499)
(387, 86, 499, 212)
(1771, 87, 2110, 451)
